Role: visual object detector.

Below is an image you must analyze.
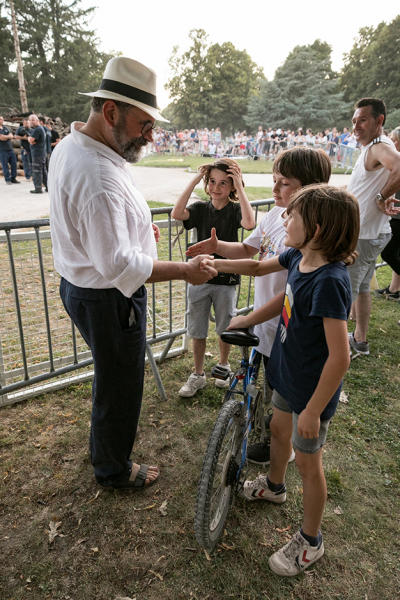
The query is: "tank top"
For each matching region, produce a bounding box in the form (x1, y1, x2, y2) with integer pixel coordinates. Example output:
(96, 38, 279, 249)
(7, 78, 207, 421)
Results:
(347, 135, 394, 239)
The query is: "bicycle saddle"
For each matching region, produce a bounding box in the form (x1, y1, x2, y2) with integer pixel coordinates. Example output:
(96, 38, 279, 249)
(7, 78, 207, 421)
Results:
(220, 329, 260, 347)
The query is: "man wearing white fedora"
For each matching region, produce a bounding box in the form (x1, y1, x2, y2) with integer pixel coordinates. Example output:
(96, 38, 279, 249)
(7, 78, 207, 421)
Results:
(49, 57, 216, 491)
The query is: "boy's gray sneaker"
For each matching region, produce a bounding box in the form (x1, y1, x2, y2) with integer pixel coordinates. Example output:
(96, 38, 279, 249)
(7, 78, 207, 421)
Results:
(348, 332, 369, 355)
(268, 530, 324, 576)
(214, 362, 231, 388)
(179, 373, 207, 397)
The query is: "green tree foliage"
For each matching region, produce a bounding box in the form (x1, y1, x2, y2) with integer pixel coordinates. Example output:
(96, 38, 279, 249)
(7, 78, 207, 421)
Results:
(8, 0, 114, 120)
(340, 17, 400, 114)
(156, 103, 178, 130)
(0, 1, 20, 110)
(246, 40, 348, 132)
(385, 109, 400, 131)
(165, 29, 264, 133)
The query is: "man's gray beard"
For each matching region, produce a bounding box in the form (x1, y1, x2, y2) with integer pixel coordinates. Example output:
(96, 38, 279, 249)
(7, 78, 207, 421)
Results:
(111, 114, 148, 163)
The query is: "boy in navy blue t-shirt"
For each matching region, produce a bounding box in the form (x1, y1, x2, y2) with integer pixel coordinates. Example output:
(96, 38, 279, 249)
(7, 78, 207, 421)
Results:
(201, 185, 360, 576)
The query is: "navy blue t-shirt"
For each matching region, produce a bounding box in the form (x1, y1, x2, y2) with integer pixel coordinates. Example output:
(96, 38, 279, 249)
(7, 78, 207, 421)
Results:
(30, 125, 46, 157)
(0, 126, 13, 152)
(267, 248, 352, 421)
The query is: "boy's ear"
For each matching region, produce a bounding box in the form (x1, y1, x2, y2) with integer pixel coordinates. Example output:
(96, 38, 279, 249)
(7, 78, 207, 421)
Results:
(313, 223, 321, 239)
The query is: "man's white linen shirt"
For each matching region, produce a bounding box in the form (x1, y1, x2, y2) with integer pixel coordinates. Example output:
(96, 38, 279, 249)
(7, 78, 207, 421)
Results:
(49, 122, 157, 298)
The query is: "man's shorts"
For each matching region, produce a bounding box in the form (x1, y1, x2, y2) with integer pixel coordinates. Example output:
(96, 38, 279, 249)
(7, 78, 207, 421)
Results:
(271, 389, 330, 454)
(187, 283, 237, 339)
(347, 234, 391, 302)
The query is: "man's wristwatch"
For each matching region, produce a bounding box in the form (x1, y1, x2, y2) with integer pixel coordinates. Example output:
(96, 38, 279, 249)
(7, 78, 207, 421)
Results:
(376, 193, 386, 203)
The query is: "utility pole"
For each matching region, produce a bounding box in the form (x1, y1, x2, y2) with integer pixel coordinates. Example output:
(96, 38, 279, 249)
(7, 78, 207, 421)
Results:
(9, 0, 28, 112)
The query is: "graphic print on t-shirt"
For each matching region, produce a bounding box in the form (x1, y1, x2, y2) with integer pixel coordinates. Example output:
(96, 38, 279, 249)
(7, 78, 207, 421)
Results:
(280, 282, 293, 343)
(259, 232, 278, 260)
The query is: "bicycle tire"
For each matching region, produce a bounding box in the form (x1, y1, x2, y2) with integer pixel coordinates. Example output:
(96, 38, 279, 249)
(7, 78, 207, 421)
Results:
(195, 399, 243, 550)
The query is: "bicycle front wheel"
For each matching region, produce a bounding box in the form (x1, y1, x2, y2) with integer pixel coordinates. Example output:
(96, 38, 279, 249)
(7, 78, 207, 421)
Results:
(195, 399, 243, 550)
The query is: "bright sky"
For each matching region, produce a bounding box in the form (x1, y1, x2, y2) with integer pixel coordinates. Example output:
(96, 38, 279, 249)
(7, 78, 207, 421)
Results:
(81, 0, 399, 110)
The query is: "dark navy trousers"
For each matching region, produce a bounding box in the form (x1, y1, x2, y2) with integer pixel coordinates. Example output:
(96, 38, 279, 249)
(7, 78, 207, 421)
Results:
(60, 278, 147, 486)
(0, 150, 17, 181)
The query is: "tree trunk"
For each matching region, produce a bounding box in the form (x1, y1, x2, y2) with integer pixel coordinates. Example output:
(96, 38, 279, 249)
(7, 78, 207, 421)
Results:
(9, 0, 28, 112)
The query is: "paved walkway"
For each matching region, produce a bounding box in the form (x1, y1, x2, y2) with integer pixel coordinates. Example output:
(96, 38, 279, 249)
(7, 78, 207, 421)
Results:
(0, 167, 351, 223)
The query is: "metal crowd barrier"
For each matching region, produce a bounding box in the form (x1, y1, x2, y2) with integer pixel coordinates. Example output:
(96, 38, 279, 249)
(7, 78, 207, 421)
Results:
(0, 200, 273, 407)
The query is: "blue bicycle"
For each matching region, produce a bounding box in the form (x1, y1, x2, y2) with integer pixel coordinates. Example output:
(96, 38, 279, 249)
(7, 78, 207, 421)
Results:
(194, 328, 267, 550)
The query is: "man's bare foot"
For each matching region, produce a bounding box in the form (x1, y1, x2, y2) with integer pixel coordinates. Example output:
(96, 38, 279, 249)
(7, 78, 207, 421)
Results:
(130, 463, 159, 486)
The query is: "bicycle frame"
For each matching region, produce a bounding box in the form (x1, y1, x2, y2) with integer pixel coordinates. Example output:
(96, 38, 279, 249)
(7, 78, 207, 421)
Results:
(228, 347, 262, 475)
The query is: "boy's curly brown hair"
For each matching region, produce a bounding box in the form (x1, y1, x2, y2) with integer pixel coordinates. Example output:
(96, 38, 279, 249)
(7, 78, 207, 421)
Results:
(201, 158, 245, 202)
(287, 184, 360, 266)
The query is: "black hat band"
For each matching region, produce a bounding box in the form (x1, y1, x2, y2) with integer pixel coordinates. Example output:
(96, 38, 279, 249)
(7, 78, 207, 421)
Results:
(99, 79, 157, 109)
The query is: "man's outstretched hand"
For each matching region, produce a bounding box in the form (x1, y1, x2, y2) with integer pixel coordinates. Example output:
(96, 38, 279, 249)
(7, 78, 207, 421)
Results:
(186, 227, 218, 257)
(185, 255, 217, 285)
(376, 197, 400, 216)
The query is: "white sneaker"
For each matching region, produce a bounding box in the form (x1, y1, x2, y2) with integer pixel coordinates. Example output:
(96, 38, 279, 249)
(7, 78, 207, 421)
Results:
(268, 530, 324, 576)
(179, 373, 207, 397)
(242, 475, 286, 503)
(214, 362, 231, 388)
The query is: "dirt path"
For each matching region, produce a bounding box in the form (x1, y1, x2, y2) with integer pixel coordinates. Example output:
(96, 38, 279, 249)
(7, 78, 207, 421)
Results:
(0, 167, 351, 222)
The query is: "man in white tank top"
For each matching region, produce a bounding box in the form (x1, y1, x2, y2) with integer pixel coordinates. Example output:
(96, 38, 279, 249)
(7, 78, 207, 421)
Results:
(347, 98, 400, 355)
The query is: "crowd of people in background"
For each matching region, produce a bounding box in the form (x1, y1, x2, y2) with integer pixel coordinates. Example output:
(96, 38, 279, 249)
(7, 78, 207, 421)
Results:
(146, 125, 361, 167)
(0, 114, 394, 188)
(0, 118, 372, 188)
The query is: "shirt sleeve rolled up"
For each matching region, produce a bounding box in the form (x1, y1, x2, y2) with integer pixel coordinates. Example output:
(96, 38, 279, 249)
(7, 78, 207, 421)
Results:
(77, 191, 154, 297)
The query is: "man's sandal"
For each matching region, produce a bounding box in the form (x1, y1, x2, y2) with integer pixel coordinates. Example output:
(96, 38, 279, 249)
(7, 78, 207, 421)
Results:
(101, 464, 159, 491)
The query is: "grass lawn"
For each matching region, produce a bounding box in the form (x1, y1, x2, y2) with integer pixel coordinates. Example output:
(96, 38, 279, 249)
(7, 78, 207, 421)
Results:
(1, 266, 399, 599)
(135, 153, 351, 176)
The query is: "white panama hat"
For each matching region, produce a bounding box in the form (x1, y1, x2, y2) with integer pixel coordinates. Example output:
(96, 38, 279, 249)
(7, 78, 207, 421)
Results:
(79, 56, 169, 122)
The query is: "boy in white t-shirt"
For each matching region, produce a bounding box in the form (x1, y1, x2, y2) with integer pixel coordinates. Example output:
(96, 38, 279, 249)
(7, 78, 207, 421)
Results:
(186, 147, 331, 462)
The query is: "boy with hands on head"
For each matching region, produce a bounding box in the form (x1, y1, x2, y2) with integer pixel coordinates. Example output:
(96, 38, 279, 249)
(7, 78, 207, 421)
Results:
(172, 159, 255, 397)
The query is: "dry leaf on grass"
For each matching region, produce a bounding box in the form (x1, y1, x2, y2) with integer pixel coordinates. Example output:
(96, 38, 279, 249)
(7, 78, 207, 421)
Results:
(276, 525, 291, 533)
(159, 500, 168, 516)
(87, 491, 100, 504)
(204, 549, 211, 561)
(220, 542, 235, 550)
(149, 569, 163, 581)
(339, 391, 349, 404)
(46, 519, 62, 543)
(334, 506, 343, 515)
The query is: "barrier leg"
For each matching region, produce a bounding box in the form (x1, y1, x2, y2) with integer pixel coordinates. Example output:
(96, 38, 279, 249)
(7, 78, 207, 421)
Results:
(146, 342, 168, 400)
